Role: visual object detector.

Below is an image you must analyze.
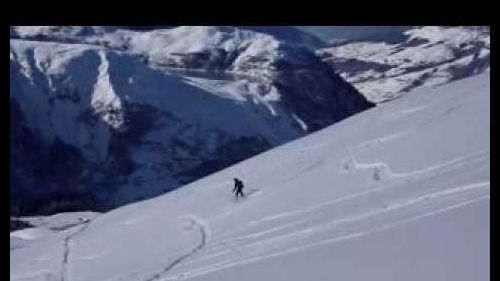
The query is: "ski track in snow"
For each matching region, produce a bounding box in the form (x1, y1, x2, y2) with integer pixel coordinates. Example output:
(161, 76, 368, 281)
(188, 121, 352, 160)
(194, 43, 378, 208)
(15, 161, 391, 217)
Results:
(200, 181, 489, 258)
(156, 143, 489, 280)
(341, 149, 489, 180)
(164, 194, 489, 280)
(214, 149, 488, 240)
(60, 220, 91, 281)
(143, 216, 208, 281)
(209, 179, 488, 253)
(10, 73, 489, 281)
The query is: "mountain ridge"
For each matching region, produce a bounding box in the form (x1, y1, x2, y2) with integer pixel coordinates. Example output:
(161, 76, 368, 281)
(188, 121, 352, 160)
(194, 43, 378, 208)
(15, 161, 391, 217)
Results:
(10, 26, 372, 215)
(318, 26, 490, 102)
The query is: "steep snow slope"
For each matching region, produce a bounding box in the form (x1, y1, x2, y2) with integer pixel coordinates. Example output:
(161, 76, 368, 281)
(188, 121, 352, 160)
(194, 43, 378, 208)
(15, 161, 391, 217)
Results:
(318, 26, 490, 103)
(10, 27, 371, 215)
(11, 73, 489, 281)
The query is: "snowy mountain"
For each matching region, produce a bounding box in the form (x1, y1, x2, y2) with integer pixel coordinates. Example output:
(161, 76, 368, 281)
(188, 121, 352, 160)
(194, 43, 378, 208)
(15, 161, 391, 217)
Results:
(297, 26, 411, 44)
(11, 73, 490, 281)
(11, 26, 327, 51)
(317, 26, 490, 103)
(238, 26, 327, 50)
(10, 26, 372, 215)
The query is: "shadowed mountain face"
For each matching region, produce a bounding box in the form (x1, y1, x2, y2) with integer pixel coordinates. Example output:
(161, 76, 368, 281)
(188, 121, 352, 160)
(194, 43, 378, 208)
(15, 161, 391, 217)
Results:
(10, 26, 373, 215)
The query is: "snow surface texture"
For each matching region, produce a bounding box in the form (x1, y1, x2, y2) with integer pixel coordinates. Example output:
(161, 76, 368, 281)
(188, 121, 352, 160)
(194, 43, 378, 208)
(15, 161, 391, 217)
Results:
(318, 26, 490, 103)
(11, 73, 490, 281)
(10, 212, 99, 251)
(10, 26, 371, 215)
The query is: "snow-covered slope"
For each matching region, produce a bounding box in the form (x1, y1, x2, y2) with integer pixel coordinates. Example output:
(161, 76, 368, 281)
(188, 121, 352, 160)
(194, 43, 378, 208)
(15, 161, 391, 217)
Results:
(11, 73, 490, 281)
(318, 26, 490, 103)
(10, 26, 372, 215)
(11, 212, 99, 251)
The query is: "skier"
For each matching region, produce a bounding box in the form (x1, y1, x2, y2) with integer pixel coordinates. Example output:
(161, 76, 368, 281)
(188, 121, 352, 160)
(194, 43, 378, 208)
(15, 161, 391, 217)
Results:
(233, 177, 245, 199)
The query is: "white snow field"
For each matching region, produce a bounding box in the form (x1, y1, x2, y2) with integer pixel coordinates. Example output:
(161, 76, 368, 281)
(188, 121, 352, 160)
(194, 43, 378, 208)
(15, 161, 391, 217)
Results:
(11, 73, 490, 281)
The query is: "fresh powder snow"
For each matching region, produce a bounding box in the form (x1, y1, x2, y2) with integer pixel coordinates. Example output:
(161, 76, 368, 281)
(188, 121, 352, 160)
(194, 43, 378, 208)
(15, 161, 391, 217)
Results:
(11, 73, 489, 281)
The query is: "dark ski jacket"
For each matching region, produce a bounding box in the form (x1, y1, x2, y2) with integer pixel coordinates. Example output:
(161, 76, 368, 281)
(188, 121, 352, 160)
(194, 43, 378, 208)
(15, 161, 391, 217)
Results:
(233, 178, 244, 192)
